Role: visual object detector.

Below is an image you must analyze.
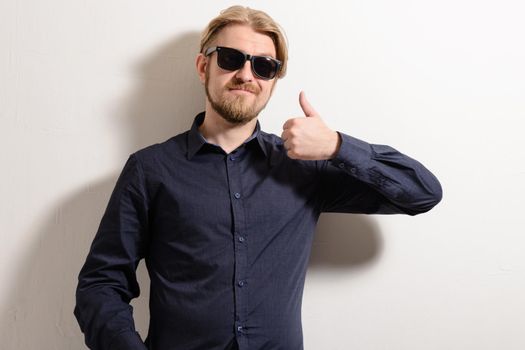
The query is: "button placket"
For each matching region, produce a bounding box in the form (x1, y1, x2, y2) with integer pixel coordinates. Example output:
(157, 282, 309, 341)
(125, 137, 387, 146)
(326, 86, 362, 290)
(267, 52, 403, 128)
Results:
(225, 153, 249, 338)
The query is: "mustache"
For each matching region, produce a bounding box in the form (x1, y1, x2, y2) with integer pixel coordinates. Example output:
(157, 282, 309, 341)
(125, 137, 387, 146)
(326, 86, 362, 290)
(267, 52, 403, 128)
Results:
(226, 81, 260, 94)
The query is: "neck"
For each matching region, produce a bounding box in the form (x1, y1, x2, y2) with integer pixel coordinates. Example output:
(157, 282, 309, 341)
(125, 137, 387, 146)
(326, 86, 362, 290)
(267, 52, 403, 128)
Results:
(199, 107, 258, 154)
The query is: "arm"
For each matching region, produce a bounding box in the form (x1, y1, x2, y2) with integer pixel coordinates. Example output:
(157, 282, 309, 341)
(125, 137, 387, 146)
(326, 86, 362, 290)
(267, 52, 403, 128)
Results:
(74, 154, 149, 350)
(281, 91, 442, 215)
(317, 132, 442, 215)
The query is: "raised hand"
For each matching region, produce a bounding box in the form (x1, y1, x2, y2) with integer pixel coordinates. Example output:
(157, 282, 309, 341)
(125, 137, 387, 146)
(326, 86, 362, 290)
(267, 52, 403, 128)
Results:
(281, 91, 341, 160)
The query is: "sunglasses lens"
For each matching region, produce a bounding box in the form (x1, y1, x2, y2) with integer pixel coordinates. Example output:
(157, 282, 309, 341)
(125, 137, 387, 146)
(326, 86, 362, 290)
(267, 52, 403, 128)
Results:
(217, 48, 245, 71)
(214, 47, 280, 80)
(253, 57, 278, 79)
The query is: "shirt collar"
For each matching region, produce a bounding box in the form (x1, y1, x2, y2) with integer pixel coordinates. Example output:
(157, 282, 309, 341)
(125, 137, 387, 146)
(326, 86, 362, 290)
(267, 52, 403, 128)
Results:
(187, 112, 268, 160)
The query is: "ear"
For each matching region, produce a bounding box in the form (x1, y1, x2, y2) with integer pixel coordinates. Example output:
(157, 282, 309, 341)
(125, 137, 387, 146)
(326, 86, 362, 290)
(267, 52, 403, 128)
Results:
(195, 53, 207, 84)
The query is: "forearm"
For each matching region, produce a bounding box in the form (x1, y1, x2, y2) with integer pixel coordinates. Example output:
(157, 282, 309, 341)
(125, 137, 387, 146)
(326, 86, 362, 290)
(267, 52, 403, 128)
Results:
(321, 132, 442, 215)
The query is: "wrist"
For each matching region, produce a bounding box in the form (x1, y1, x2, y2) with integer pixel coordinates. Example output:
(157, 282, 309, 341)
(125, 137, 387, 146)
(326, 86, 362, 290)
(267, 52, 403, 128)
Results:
(327, 131, 341, 159)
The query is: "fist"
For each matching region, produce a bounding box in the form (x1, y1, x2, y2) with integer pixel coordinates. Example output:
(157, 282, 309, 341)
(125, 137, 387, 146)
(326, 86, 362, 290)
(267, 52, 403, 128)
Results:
(281, 91, 341, 160)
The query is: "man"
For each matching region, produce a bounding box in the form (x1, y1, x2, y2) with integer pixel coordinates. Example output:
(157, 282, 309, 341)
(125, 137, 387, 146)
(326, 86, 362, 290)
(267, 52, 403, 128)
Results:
(75, 5, 442, 350)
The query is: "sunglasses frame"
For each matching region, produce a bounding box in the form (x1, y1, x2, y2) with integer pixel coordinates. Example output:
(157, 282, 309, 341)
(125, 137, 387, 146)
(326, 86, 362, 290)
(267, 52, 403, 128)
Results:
(204, 46, 282, 80)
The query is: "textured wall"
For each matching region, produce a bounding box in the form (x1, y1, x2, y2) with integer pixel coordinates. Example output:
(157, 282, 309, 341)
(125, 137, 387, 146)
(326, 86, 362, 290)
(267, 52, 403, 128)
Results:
(1, 1, 524, 349)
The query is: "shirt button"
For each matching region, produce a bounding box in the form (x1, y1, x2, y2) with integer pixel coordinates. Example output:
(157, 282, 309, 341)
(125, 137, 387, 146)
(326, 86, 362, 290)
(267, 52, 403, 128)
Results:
(234, 192, 241, 199)
(350, 167, 357, 174)
(238, 236, 245, 242)
(238, 280, 245, 287)
(338, 162, 345, 169)
(230, 155, 236, 161)
(237, 325, 243, 333)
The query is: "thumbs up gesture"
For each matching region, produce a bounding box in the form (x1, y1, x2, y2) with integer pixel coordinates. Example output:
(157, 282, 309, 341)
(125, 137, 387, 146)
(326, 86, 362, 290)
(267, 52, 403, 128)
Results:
(281, 91, 341, 160)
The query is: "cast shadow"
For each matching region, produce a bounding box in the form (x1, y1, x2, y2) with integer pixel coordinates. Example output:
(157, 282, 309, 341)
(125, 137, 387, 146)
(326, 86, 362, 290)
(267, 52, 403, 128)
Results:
(0, 31, 204, 348)
(308, 213, 382, 271)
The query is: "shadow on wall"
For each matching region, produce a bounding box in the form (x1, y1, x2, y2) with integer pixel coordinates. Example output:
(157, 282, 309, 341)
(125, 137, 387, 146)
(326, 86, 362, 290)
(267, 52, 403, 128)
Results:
(0, 32, 204, 349)
(0, 31, 382, 349)
(309, 213, 382, 271)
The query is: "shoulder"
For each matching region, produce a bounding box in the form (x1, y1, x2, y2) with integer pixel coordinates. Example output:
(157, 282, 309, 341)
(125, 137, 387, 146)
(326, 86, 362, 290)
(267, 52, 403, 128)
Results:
(131, 130, 190, 172)
(258, 130, 323, 172)
(258, 129, 284, 150)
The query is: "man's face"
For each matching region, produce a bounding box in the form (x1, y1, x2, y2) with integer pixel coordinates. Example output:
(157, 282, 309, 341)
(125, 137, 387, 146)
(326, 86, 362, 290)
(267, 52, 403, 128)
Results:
(199, 24, 278, 125)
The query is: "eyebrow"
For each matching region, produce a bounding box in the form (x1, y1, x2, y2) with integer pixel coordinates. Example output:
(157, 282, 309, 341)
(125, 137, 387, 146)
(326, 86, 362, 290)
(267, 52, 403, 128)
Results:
(256, 51, 276, 57)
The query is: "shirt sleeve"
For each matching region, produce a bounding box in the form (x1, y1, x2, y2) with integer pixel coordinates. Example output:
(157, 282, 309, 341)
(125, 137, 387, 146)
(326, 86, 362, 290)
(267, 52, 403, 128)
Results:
(74, 154, 149, 350)
(317, 132, 442, 215)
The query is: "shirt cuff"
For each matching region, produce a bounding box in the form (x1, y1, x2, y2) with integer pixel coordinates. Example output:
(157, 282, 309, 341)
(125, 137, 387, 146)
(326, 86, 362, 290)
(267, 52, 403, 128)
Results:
(330, 132, 373, 176)
(109, 330, 147, 350)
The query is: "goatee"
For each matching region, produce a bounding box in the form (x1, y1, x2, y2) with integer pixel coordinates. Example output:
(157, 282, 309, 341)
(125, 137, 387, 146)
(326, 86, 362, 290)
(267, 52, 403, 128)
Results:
(205, 71, 268, 125)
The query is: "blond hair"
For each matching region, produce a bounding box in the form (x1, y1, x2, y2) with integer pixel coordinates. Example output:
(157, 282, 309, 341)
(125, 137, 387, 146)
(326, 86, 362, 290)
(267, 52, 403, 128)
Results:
(200, 6, 288, 78)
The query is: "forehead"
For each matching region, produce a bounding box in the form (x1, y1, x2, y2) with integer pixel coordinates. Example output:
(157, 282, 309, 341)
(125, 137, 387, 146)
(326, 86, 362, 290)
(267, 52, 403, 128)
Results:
(213, 24, 276, 57)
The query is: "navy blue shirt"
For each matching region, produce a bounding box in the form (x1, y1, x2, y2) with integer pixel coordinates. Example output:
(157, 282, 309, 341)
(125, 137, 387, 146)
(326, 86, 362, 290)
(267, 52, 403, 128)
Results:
(75, 112, 442, 350)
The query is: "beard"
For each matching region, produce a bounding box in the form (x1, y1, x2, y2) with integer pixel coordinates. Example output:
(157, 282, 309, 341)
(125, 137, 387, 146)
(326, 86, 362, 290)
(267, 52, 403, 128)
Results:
(204, 68, 270, 125)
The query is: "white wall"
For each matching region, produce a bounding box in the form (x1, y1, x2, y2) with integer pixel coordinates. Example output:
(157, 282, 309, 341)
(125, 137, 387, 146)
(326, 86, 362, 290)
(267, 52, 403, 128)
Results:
(1, 0, 524, 349)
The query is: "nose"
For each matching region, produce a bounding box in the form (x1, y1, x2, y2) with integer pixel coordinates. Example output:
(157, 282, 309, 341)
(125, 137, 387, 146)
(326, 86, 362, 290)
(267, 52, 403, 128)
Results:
(234, 60, 255, 82)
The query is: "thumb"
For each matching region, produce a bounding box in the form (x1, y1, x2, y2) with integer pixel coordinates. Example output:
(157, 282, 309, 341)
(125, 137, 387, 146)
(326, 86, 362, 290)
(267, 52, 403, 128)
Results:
(299, 91, 318, 117)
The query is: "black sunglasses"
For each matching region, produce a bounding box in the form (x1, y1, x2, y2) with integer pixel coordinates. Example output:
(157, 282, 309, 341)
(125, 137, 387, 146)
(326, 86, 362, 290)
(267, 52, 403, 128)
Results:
(204, 46, 281, 80)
